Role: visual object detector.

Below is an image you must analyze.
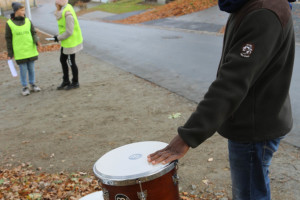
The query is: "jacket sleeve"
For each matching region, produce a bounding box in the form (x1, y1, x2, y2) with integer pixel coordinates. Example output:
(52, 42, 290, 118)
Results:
(178, 9, 284, 148)
(5, 23, 14, 58)
(30, 20, 39, 44)
(57, 12, 74, 41)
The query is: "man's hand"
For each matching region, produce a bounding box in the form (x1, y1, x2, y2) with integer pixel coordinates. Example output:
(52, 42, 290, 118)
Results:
(37, 41, 42, 47)
(7, 56, 13, 60)
(147, 135, 190, 165)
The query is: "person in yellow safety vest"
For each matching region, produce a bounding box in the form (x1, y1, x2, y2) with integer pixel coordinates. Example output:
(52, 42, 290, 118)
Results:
(53, 0, 83, 90)
(5, 2, 41, 96)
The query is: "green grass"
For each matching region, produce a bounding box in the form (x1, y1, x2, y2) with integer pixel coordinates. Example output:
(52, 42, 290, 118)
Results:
(93, 0, 157, 14)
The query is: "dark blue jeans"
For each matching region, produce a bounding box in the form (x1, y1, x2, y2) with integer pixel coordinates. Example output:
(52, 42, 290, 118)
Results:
(228, 137, 282, 200)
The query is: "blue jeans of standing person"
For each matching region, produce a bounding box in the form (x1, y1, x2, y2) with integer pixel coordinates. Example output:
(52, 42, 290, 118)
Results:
(228, 137, 282, 200)
(19, 61, 35, 87)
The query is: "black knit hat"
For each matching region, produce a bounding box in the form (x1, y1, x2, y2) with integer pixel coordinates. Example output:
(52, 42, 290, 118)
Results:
(12, 2, 24, 13)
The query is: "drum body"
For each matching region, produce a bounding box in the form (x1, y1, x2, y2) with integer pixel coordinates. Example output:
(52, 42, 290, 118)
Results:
(93, 141, 180, 200)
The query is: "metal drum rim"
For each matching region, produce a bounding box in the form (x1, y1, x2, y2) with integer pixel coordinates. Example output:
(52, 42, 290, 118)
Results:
(93, 161, 177, 186)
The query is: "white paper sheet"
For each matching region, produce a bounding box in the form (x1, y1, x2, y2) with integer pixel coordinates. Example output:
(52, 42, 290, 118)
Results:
(8, 59, 18, 77)
(45, 38, 55, 41)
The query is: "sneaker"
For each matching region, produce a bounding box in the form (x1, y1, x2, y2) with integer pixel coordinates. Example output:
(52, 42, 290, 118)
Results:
(22, 87, 30, 96)
(57, 81, 70, 90)
(31, 84, 41, 92)
(65, 82, 80, 90)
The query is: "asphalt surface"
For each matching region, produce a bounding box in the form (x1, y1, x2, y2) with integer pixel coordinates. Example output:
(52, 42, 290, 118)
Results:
(292, 4, 300, 43)
(143, 6, 229, 33)
(14, 3, 300, 147)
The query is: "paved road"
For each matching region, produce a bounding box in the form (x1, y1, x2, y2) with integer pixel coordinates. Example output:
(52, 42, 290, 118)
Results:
(30, 3, 300, 147)
(143, 6, 229, 33)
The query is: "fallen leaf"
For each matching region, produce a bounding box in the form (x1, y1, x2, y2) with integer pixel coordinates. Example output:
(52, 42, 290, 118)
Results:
(168, 112, 182, 119)
(202, 179, 209, 185)
(28, 193, 42, 199)
(36, 167, 42, 171)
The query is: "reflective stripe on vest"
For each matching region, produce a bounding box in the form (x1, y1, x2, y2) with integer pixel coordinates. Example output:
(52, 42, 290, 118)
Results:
(7, 18, 39, 60)
(57, 4, 83, 48)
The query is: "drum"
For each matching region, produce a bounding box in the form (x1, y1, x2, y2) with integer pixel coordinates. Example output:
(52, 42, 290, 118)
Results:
(79, 191, 104, 200)
(93, 141, 180, 200)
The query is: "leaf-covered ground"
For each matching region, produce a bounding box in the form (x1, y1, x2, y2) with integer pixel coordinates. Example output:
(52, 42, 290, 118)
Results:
(0, 164, 228, 200)
(113, 0, 218, 24)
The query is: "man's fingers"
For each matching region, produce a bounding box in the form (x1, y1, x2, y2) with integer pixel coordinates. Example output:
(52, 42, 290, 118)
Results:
(148, 150, 174, 165)
(147, 152, 161, 162)
(148, 149, 163, 158)
(147, 147, 168, 160)
(148, 135, 189, 165)
(161, 154, 180, 165)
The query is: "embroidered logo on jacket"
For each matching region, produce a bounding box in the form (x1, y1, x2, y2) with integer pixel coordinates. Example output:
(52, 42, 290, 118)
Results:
(240, 43, 254, 58)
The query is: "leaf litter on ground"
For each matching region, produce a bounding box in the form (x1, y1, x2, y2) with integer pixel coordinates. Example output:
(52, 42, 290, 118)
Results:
(113, 0, 218, 24)
(0, 164, 228, 199)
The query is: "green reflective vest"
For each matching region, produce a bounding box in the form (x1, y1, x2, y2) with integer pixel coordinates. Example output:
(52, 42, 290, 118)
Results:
(57, 4, 83, 48)
(7, 18, 39, 61)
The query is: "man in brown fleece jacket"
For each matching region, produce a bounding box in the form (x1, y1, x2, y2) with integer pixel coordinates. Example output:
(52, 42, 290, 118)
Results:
(148, 0, 295, 199)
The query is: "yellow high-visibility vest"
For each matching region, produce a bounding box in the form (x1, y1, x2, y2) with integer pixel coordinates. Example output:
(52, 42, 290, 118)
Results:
(57, 4, 83, 48)
(7, 18, 39, 60)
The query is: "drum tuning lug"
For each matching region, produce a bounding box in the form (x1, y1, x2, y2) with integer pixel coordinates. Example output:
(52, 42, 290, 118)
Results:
(137, 180, 147, 200)
(137, 190, 147, 200)
(172, 174, 179, 185)
(102, 187, 110, 200)
(173, 160, 178, 171)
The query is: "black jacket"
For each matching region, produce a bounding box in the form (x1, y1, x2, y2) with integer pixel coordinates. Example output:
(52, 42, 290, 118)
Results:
(5, 15, 39, 65)
(178, 0, 295, 148)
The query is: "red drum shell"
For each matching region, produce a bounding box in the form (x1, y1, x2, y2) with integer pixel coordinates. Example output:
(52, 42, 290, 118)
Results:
(93, 142, 180, 200)
(101, 168, 179, 200)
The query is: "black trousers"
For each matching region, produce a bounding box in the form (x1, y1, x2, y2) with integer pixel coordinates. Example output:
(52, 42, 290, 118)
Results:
(60, 48, 78, 83)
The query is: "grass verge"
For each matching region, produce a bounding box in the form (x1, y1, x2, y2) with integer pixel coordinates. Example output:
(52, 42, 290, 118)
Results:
(77, 0, 158, 16)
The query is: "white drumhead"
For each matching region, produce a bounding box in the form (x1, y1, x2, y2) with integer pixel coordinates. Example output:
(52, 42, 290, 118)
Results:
(94, 141, 169, 181)
(79, 191, 103, 200)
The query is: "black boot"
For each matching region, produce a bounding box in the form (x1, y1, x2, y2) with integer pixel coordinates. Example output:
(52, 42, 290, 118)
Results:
(65, 82, 80, 90)
(57, 81, 70, 90)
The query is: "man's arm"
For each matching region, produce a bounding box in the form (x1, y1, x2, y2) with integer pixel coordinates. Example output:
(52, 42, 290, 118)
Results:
(178, 9, 283, 148)
(148, 9, 283, 164)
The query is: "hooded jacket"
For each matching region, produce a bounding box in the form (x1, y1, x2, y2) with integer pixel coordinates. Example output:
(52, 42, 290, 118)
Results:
(178, 0, 295, 148)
